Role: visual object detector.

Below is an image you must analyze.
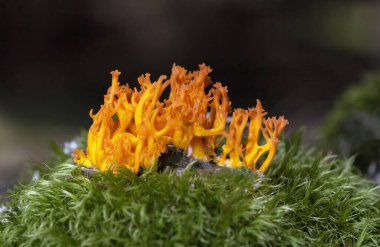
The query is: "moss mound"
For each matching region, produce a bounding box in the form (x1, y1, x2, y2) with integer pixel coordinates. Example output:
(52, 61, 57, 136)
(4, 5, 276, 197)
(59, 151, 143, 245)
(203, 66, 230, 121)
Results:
(322, 71, 380, 153)
(1, 132, 380, 246)
(321, 71, 380, 177)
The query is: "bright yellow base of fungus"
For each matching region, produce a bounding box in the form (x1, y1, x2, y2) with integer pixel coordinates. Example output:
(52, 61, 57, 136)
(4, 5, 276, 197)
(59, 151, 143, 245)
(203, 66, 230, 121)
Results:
(74, 64, 289, 174)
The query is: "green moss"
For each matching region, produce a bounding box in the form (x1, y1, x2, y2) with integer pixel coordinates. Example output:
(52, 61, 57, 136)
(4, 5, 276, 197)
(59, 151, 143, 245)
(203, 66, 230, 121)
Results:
(321, 71, 380, 153)
(1, 131, 380, 246)
(320, 71, 380, 177)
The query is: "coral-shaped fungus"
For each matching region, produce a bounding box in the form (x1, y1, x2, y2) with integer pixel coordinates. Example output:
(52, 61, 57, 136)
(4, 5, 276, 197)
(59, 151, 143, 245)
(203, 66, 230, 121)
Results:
(74, 64, 289, 173)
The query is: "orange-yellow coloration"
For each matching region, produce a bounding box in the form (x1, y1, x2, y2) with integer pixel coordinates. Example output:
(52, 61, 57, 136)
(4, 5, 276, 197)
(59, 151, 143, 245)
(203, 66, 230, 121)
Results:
(74, 64, 288, 173)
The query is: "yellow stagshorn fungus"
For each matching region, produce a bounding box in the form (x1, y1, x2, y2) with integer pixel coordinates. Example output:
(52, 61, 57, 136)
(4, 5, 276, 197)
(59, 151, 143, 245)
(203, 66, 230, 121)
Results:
(74, 64, 288, 173)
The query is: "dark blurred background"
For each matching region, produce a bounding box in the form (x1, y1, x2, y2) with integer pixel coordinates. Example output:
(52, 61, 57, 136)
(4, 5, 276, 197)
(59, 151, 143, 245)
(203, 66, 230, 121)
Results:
(1, 0, 380, 193)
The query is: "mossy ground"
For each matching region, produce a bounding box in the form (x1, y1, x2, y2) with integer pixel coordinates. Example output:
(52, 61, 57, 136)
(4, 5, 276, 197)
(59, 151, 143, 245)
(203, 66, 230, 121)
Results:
(1, 131, 380, 246)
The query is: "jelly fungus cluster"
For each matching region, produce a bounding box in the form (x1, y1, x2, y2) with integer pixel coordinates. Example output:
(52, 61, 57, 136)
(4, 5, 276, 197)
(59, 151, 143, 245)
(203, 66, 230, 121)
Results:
(74, 64, 288, 174)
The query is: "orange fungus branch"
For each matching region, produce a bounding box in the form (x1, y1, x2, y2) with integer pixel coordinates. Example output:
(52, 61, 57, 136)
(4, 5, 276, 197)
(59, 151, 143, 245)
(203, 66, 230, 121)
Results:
(73, 64, 289, 173)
